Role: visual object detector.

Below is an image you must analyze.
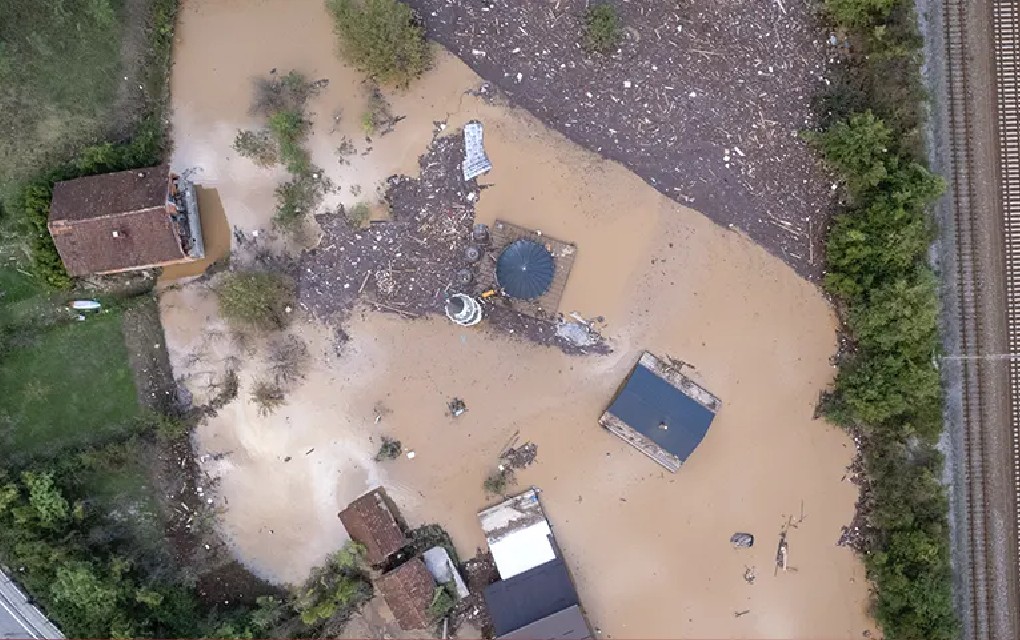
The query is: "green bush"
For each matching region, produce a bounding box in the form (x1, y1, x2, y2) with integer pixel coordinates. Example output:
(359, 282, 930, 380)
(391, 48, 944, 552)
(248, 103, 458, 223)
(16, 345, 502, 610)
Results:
(483, 469, 513, 495)
(374, 436, 402, 461)
(583, 4, 621, 54)
(346, 202, 372, 228)
(825, 0, 899, 28)
(428, 584, 455, 621)
(233, 129, 278, 167)
(215, 271, 294, 330)
(327, 0, 432, 86)
(268, 109, 311, 174)
(274, 173, 328, 231)
(293, 542, 372, 627)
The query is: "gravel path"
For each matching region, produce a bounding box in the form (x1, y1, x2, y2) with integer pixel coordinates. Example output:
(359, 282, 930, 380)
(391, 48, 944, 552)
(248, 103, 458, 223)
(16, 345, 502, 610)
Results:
(405, 0, 843, 279)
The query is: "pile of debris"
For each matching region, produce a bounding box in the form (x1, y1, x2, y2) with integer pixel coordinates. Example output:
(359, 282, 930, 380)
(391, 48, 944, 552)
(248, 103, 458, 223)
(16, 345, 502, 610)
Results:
(299, 128, 611, 355)
(300, 135, 478, 318)
(449, 552, 499, 635)
(500, 441, 538, 470)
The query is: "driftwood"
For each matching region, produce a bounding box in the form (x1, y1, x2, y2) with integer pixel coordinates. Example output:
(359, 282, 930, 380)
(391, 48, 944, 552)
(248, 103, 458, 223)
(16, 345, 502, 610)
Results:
(774, 503, 807, 576)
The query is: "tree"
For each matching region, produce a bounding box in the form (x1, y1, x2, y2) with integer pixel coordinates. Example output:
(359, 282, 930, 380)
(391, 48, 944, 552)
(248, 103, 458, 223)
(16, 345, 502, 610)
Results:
(327, 0, 432, 86)
(848, 273, 939, 359)
(49, 561, 128, 637)
(18, 471, 69, 529)
(808, 111, 893, 195)
(216, 271, 294, 330)
(293, 542, 372, 626)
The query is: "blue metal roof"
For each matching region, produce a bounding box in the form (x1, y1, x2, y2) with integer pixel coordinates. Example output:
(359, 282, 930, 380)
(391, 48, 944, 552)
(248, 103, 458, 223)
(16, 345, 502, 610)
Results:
(607, 364, 715, 463)
(496, 240, 555, 300)
(484, 558, 582, 637)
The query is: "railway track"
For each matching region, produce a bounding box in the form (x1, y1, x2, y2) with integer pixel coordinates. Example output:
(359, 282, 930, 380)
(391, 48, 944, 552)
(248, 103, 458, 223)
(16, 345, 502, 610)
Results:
(945, 0, 993, 638)
(946, 0, 1020, 638)
(992, 0, 1020, 609)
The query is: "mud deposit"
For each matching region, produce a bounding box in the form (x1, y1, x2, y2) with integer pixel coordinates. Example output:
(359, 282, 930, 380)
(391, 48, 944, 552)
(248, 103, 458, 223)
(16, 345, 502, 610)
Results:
(405, 0, 841, 279)
(165, 1, 874, 638)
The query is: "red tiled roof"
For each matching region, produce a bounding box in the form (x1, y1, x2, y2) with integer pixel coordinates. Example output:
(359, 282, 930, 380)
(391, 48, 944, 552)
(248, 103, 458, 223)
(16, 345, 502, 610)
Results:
(49, 165, 169, 222)
(338, 488, 408, 566)
(47, 165, 187, 276)
(378, 558, 436, 630)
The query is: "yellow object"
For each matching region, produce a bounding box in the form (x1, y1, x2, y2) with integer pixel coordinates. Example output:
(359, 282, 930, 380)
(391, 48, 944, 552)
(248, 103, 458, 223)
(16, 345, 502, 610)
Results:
(481, 289, 498, 299)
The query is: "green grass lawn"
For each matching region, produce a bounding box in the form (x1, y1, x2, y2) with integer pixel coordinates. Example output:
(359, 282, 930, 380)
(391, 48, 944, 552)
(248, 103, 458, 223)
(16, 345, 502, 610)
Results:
(0, 0, 128, 201)
(0, 268, 142, 460)
(0, 308, 141, 458)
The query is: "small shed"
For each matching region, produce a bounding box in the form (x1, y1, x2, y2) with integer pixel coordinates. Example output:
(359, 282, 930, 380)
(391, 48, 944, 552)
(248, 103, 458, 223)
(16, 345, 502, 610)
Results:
(378, 558, 436, 630)
(599, 352, 721, 473)
(338, 488, 408, 566)
(47, 165, 204, 276)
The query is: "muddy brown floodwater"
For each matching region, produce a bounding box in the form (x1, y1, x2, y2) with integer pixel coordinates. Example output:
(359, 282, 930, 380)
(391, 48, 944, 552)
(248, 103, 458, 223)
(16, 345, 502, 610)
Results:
(164, 1, 876, 638)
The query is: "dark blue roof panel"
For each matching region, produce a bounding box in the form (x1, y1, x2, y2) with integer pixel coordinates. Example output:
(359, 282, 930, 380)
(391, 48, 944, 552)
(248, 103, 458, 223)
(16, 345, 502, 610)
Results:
(607, 364, 715, 463)
(484, 558, 581, 636)
(496, 239, 555, 300)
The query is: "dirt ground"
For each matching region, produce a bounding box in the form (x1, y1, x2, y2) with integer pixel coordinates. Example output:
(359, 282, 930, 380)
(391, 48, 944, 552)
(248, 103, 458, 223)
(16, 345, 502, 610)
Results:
(163, 0, 875, 637)
(403, 0, 841, 280)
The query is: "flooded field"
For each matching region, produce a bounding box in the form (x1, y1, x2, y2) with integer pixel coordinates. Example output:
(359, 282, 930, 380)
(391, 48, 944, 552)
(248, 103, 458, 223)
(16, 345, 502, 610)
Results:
(164, 0, 875, 637)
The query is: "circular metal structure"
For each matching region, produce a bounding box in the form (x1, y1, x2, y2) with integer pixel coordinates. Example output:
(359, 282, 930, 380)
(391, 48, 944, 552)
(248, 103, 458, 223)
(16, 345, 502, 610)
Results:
(496, 239, 555, 300)
(445, 293, 482, 326)
(464, 245, 482, 262)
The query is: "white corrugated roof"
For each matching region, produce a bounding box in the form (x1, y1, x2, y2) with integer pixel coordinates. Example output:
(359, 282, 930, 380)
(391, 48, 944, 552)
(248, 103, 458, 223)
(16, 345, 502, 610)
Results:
(479, 488, 557, 579)
(489, 520, 557, 579)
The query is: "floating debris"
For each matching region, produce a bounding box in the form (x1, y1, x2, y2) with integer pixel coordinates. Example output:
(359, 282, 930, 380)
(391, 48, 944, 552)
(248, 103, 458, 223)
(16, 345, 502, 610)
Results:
(448, 397, 468, 417)
(462, 121, 493, 181)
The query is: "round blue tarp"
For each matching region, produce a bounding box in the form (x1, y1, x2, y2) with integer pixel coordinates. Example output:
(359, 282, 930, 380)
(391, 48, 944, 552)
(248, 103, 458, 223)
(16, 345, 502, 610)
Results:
(496, 239, 555, 300)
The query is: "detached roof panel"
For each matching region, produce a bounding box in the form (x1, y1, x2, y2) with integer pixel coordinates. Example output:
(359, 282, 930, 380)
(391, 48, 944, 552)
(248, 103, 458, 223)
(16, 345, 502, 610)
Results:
(484, 558, 581, 637)
(498, 605, 593, 640)
(607, 361, 715, 463)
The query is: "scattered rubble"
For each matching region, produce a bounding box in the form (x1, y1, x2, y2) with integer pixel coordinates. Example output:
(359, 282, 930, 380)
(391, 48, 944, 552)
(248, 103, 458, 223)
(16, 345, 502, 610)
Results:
(730, 532, 754, 549)
(500, 441, 538, 470)
(448, 397, 468, 417)
(404, 0, 842, 278)
(299, 130, 611, 354)
(449, 552, 499, 635)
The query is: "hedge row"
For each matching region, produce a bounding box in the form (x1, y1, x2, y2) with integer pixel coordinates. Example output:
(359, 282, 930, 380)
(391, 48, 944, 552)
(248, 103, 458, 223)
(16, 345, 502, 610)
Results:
(816, 1, 957, 638)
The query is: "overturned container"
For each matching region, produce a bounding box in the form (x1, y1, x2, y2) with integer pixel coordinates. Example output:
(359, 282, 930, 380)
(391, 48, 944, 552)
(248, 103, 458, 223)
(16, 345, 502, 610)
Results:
(445, 293, 483, 327)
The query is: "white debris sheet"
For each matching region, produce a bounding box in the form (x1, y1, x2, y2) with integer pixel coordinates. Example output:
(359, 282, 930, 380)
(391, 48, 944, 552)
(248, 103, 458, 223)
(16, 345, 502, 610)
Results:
(462, 121, 493, 181)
